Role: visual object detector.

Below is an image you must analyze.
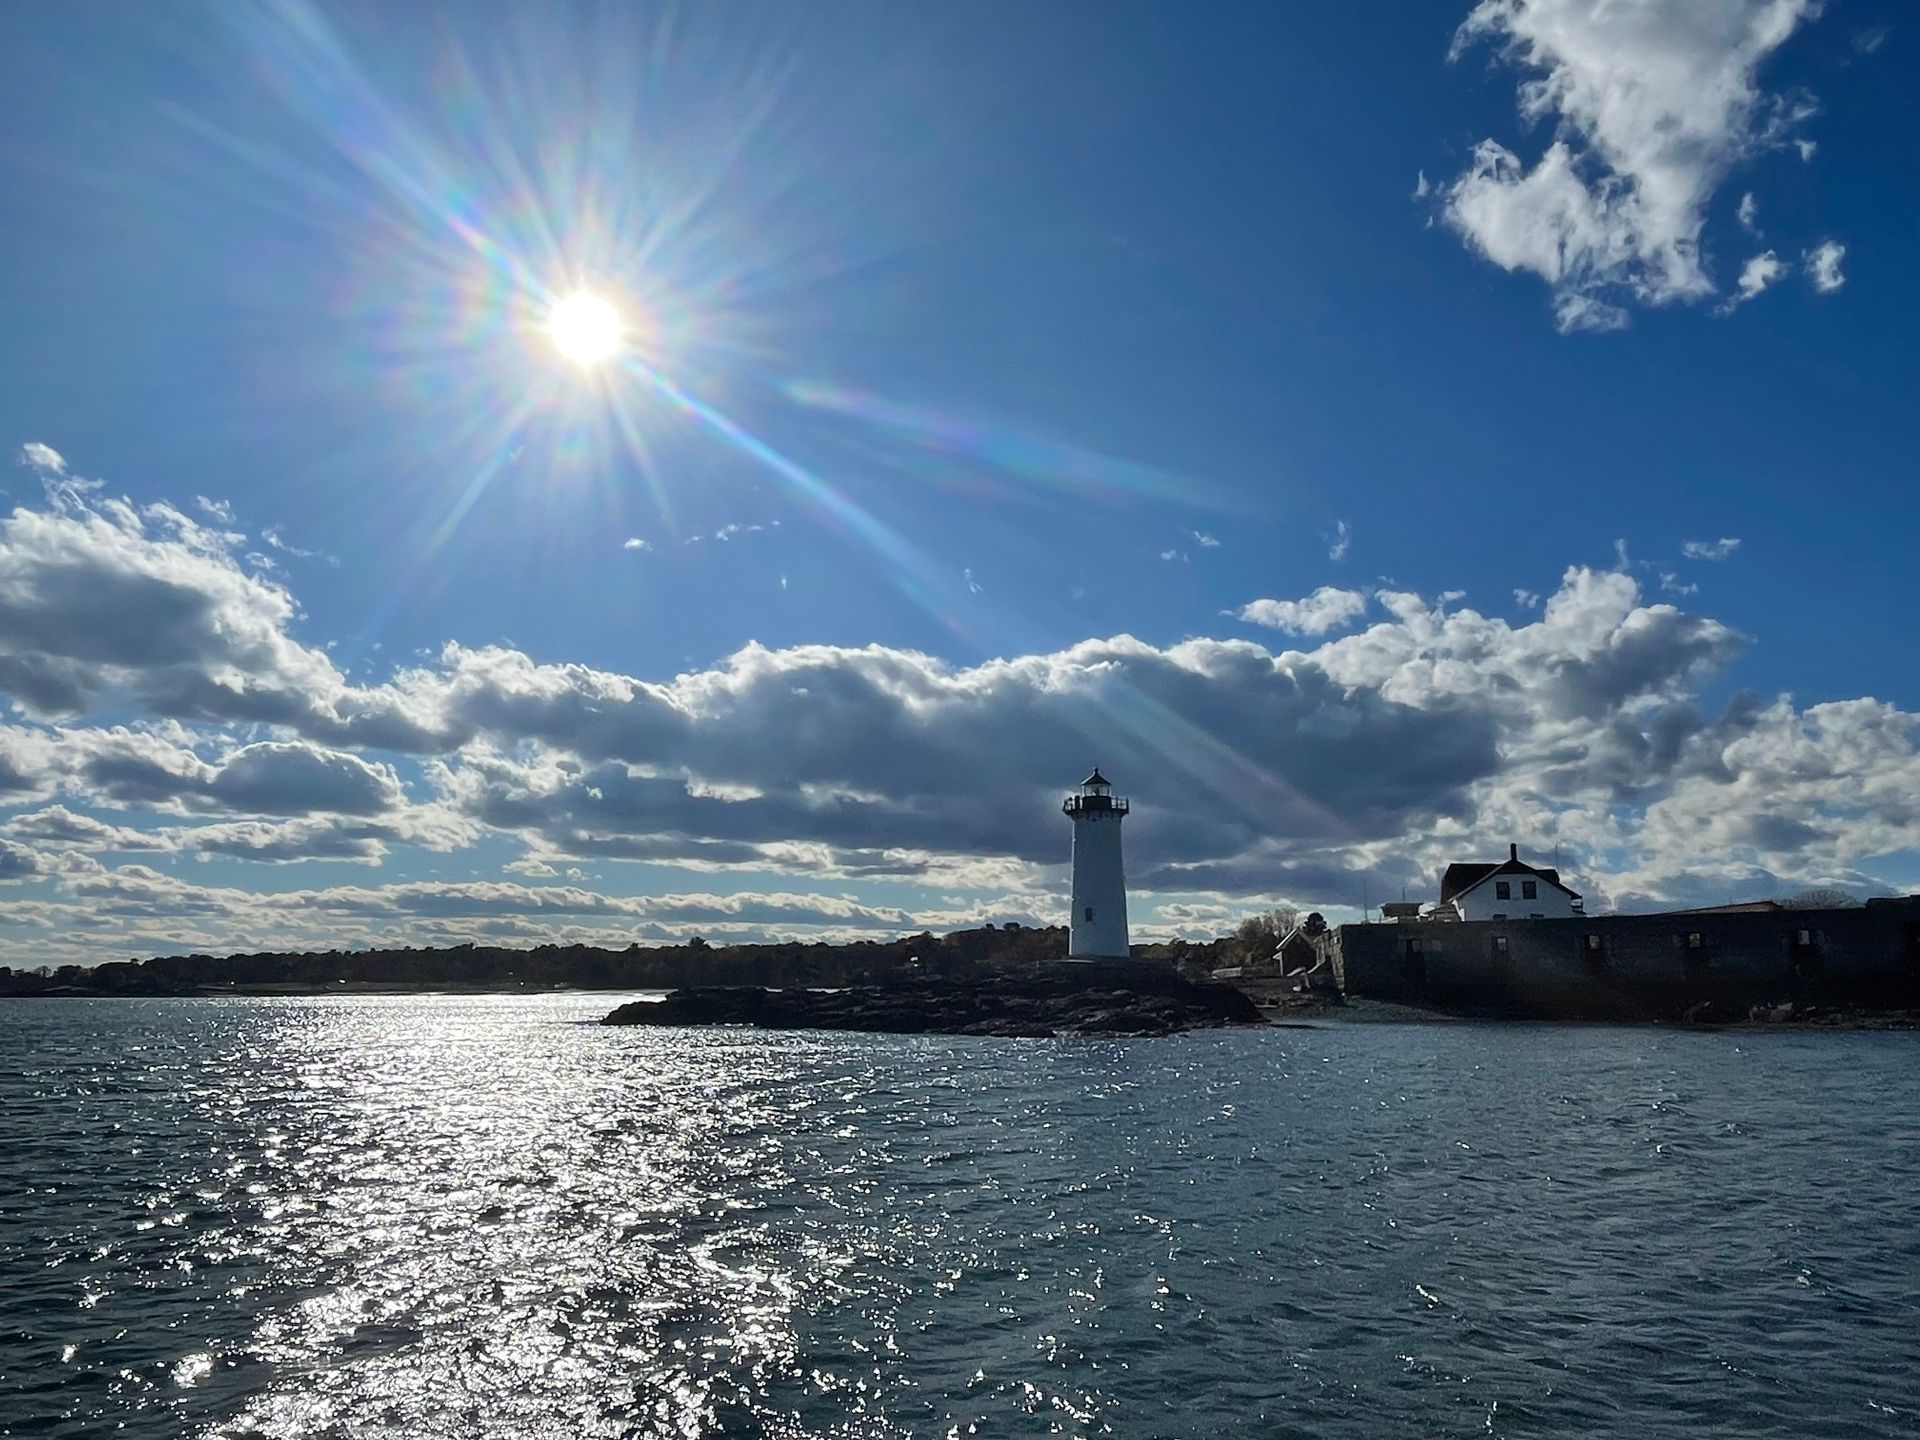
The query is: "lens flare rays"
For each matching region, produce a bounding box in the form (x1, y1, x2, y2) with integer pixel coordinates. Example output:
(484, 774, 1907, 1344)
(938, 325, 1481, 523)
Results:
(193, 0, 1333, 840)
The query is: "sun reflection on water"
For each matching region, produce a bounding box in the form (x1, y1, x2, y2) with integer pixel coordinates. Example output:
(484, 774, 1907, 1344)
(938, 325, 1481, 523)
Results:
(8, 996, 1920, 1438)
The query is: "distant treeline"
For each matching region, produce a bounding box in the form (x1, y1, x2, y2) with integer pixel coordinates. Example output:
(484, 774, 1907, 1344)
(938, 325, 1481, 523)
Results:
(0, 924, 1238, 997)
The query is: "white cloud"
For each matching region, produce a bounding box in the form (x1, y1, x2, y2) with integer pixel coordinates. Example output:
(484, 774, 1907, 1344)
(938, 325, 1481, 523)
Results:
(1159, 548, 1189, 563)
(18, 443, 66, 475)
(3, 805, 157, 851)
(1682, 537, 1741, 561)
(193, 496, 235, 523)
(964, 567, 984, 593)
(0, 487, 444, 750)
(261, 525, 325, 562)
(1737, 191, 1760, 233)
(1232, 587, 1370, 637)
(1805, 240, 1846, 293)
(1, 472, 1916, 962)
(1192, 531, 1221, 548)
(684, 521, 777, 546)
(1513, 588, 1542, 609)
(1657, 569, 1698, 597)
(1714, 250, 1784, 314)
(622, 537, 652, 552)
(0, 495, 340, 720)
(1444, 0, 1822, 331)
(0, 837, 51, 882)
(1328, 520, 1351, 562)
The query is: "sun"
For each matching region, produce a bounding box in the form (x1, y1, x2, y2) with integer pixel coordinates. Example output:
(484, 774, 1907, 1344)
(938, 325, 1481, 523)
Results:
(546, 289, 624, 366)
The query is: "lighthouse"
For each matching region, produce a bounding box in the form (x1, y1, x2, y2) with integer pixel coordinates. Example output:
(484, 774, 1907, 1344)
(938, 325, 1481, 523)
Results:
(1063, 768, 1130, 958)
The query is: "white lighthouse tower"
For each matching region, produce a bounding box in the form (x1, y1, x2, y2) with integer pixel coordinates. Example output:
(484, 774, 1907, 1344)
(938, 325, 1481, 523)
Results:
(1063, 767, 1130, 959)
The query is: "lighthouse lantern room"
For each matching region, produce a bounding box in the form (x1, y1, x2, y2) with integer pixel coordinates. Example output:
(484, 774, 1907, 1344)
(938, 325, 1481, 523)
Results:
(1063, 767, 1131, 959)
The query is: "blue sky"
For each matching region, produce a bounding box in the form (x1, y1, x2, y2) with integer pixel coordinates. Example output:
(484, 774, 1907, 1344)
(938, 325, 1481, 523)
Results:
(0, 1, 1914, 963)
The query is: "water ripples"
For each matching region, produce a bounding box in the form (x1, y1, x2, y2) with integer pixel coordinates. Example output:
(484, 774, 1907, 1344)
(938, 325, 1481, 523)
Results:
(2, 997, 1917, 1437)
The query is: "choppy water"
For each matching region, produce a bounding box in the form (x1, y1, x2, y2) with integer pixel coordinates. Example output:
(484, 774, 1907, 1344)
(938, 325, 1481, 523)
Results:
(2, 997, 1917, 1438)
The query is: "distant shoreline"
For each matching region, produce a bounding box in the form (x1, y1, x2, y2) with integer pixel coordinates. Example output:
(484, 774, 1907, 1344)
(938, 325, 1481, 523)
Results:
(0, 925, 1218, 1000)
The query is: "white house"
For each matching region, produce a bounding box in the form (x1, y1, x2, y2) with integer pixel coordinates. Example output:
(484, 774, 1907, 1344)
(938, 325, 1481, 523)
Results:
(1435, 843, 1583, 921)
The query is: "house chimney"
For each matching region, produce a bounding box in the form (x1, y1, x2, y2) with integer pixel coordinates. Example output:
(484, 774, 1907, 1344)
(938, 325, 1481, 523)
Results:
(1509, 842, 1519, 862)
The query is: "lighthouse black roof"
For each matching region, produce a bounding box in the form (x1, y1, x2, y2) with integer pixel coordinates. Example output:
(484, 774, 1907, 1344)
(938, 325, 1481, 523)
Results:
(1082, 767, 1111, 788)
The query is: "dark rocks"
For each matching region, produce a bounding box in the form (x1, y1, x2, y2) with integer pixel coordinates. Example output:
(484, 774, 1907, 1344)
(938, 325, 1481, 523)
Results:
(1681, 997, 1920, 1030)
(601, 972, 1265, 1038)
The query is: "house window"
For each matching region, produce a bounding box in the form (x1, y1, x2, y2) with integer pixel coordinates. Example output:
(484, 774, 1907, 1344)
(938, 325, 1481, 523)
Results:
(1522, 880, 1537, 900)
(1495, 881, 1511, 900)
(1791, 927, 1823, 978)
(1687, 932, 1704, 950)
(1492, 935, 1510, 956)
(1084, 906, 1095, 923)
(1492, 913, 1507, 921)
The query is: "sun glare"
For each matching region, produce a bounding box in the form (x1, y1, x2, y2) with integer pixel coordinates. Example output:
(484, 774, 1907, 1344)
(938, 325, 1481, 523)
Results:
(546, 289, 624, 366)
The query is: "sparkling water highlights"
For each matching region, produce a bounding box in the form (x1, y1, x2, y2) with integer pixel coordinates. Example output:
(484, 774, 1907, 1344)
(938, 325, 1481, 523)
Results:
(2, 997, 1917, 1437)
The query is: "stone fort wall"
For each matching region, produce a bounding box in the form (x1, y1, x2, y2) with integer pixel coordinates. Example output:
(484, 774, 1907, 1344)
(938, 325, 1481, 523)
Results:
(1331, 897, 1920, 1017)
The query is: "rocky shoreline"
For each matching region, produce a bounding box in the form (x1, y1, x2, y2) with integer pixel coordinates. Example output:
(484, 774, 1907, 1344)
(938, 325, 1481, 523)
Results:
(1680, 1000, 1920, 1030)
(601, 973, 1266, 1038)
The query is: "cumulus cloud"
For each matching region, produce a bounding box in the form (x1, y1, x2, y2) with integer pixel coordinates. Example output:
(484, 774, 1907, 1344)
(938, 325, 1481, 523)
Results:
(0, 838, 48, 882)
(4, 805, 158, 851)
(1682, 537, 1741, 561)
(1805, 240, 1846, 293)
(1737, 191, 1760, 233)
(25, 866, 948, 942)
(1611, 697, 1920, 902)
(622, 537, 651, 552)
(1232, 587, 1370, 637)
(0, 485, 448, 749)
(0, 725, 62, 800)
(1444, 0, 1822, 331)
(59, 732, 404, 817)
(0, 474, 1914, 963)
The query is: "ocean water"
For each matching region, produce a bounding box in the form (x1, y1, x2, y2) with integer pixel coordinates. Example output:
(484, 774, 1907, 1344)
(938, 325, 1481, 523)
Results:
(1, 997, 1916, 1439)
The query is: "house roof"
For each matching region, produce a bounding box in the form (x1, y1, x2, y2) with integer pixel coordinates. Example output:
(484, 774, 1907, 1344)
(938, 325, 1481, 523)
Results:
(1441, 844, 1582, 903)
(1082, 767, 1111, 788)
